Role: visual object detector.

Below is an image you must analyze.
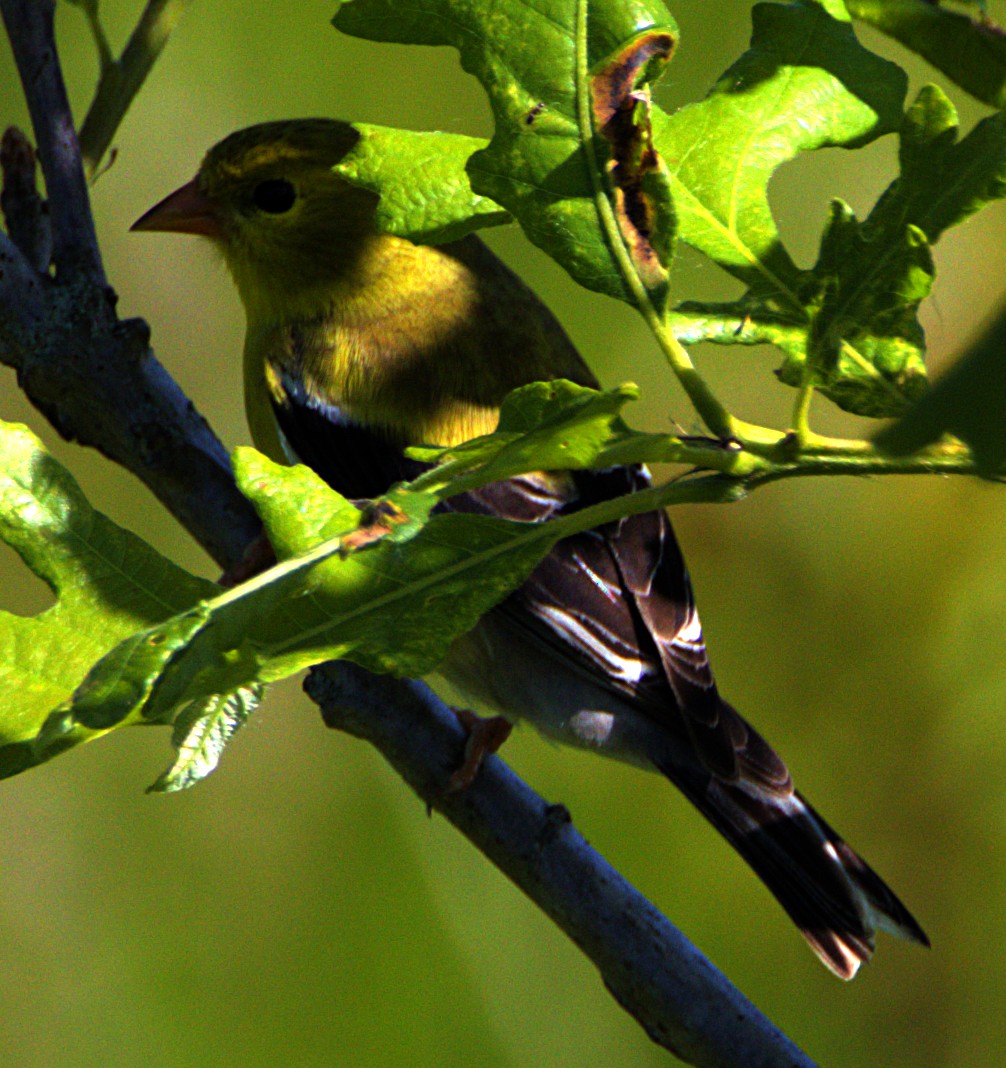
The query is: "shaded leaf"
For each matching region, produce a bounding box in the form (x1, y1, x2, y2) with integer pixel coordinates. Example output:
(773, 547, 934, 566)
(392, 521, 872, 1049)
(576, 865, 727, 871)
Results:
(848, 0, 1006, 109)
(876, 303, 1006, 476)
(777, 200, 932, 417)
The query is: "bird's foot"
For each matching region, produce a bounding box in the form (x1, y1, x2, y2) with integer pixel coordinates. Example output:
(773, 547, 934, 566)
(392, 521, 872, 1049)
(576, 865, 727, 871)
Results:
(446, 708, 513, 793)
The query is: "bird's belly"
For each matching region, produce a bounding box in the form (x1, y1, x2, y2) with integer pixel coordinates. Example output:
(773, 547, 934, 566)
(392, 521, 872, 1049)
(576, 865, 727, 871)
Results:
(427, 607, 663, 771)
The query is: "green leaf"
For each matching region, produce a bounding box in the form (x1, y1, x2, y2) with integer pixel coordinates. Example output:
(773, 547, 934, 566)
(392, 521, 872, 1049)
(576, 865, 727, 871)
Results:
(59, 384, 722, 736)
(332, 1, 923, 418)
(1, 384, 712, 780)
(147, 687, 262, 794)
(334, 123, 510, 244)
(871, 84, 1006, 247)
(848, 0, 1006, 109)
(657, 2, 931, 418)
(778, 200, 932, 417)
(677, 71, 1006, 419)
(334, 0, 917, 418)
(656, 1, 906, 292)
(771, 83, 1006, 417)
(63, 456, 555, 730)
(409, 380, 675, 491)
(0, 421, 216, 777)
(334, 0, 679, 304)
(875, 307, 1006, 476)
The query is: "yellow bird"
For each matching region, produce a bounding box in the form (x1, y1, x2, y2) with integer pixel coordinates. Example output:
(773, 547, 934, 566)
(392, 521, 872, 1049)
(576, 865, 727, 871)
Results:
(134, 119, 928, 978)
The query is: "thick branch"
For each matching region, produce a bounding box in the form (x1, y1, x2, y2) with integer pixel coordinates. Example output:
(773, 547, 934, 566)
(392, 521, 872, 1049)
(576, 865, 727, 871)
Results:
(0, 0, 260, 569)
(309, 663, 818, 1068)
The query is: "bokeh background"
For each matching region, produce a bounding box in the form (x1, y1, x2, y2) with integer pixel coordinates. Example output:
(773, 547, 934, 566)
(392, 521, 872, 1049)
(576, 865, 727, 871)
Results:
(2, 2, 1004, 1065)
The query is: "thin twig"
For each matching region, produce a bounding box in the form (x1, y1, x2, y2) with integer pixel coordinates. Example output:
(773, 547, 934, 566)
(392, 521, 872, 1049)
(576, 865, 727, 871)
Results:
(0, 128, 51, 271)
(2, 0, 102, 277)
(78, 0, 194, 178)
(78, 0, 115, 73)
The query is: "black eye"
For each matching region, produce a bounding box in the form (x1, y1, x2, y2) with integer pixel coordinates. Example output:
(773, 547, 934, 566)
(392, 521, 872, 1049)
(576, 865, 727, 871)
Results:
(252, 178, 296, 214)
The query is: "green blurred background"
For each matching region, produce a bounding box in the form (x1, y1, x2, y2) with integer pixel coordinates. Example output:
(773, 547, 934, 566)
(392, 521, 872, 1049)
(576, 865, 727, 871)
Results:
(2, 2, 1004, 1065)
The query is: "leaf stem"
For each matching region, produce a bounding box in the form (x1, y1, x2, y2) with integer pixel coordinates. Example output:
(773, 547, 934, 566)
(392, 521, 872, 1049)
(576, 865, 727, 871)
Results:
(791, 382, 815, 444)
(76, 0, 114, 72)
(572, 1, 786, 451)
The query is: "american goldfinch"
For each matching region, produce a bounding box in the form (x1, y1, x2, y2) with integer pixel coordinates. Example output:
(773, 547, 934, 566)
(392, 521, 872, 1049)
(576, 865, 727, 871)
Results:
(133, 119, 928, 978)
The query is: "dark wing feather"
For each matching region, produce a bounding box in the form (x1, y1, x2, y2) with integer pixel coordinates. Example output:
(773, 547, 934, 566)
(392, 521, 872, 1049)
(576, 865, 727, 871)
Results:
(271, 371, 425, 498)
(271, 388, 928, 977)
(458, 464, 789, 792)
(449, 465, 929, 977)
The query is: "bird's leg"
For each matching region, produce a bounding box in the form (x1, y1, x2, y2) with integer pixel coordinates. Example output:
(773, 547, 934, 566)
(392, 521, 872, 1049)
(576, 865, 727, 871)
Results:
(446, 707, 513, 793)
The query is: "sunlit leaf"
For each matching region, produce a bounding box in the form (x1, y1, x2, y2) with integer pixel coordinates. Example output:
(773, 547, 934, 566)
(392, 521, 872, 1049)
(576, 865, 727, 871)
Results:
(334, 0, 679, 303)
(0, 421, 216, 777)
(57, 383, 720, 741)
(147, 687, 262, 793)
(334, 123, 509, 244)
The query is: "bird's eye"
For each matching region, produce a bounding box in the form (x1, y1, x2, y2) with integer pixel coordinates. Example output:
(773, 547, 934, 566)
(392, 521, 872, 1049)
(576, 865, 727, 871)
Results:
(252, 178, 296, 214)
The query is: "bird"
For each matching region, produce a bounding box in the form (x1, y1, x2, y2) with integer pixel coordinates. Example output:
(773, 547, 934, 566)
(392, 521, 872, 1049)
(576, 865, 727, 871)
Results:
(132, 118, 929, 978)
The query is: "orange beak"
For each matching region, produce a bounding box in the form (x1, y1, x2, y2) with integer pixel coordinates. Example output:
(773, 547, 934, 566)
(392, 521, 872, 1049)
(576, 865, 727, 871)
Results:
(131, 177, 224, 238)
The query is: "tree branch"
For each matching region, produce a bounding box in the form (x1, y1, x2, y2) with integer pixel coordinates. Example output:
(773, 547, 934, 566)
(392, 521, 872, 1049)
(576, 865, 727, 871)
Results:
(2, 0, 101, 277)
(0, 0, 260, 569)
(0, 3, 820, 1064)
(310, 663, 818, 1068)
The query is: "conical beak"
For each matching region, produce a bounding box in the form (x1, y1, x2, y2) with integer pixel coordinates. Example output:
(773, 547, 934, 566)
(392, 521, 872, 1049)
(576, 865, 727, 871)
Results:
(131, 177, 224, 238)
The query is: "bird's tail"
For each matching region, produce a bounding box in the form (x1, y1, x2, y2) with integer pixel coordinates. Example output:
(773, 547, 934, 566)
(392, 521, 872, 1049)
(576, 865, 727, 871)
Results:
(653, 739, 929, 979)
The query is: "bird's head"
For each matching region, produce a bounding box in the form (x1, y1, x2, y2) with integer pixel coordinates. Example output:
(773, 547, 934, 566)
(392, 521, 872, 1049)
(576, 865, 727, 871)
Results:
(132, 119, 380, 319)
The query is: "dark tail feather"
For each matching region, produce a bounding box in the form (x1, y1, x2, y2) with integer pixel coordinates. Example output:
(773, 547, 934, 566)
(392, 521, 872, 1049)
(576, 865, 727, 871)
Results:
(654, 757, 929, 979)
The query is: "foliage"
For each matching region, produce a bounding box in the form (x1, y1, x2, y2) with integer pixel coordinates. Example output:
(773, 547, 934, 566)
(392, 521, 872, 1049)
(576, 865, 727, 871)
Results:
(1, 0, 1005, 789)
(0, 421, 217, 779)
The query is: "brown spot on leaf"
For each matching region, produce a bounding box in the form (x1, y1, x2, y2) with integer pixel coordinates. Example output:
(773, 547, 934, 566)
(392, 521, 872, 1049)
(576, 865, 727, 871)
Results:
(339, 499, 408, 555)
(591, 31, 676, 290)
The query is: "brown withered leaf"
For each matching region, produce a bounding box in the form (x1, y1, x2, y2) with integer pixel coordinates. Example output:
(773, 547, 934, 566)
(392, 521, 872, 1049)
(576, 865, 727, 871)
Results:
(590, 30, 676, 300)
